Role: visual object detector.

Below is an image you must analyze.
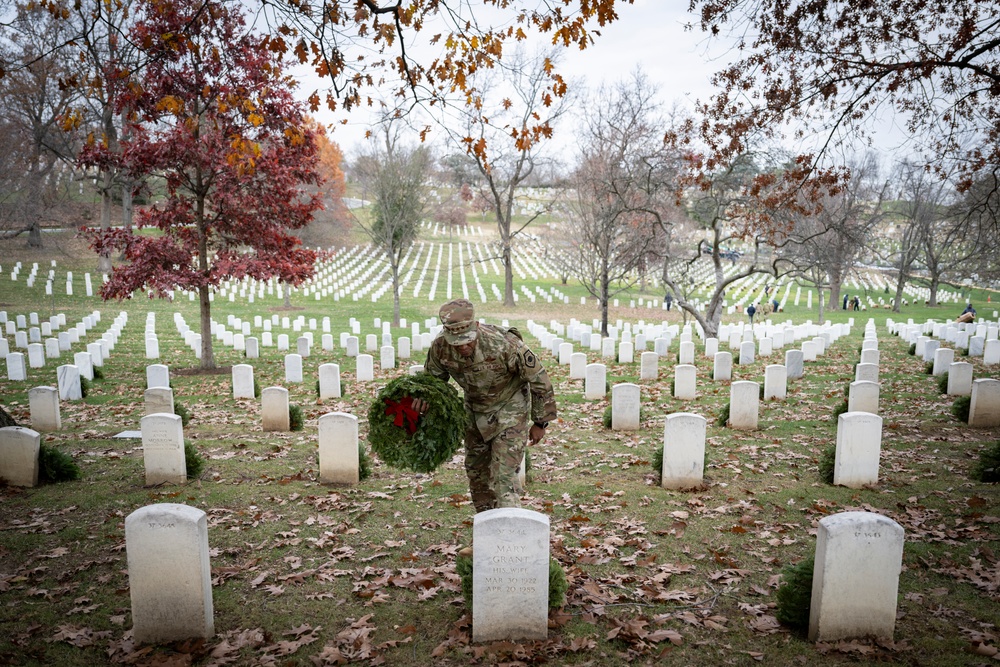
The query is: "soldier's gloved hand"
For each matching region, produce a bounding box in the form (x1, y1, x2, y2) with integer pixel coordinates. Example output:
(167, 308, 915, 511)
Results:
(411, 398, 429, 414)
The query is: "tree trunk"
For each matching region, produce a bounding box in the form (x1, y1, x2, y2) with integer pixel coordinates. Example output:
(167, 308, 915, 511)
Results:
(502, 241, 514, 307)
(391, 251, 401, 326)
(97, 169, 114, 275)
(283, 283, 291, 308)
(929, 276, 939, 307)
(893, 272, 906, 314)
(827, 267, 842, 311)
(199, 283, 214, 369)
(27, 221, 42, 248)
(599, 265, 610, 335)
(817, 287, 825, 322)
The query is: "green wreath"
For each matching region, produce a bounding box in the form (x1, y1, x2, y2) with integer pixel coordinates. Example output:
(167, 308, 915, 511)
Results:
(367, 373, 468, 473)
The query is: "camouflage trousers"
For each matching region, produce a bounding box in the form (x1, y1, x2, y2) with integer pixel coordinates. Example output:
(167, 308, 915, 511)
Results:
(464, 421, 528, 513)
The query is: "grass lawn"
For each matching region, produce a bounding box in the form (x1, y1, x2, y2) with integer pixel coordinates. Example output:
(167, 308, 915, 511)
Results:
(0, 231, 998, 666)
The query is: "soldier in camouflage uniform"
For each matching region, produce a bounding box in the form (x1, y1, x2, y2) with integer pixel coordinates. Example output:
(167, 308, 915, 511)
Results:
(414, 298, 558, 512)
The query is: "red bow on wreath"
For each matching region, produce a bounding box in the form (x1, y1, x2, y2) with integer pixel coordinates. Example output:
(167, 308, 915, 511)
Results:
(384, 396, 420, 434)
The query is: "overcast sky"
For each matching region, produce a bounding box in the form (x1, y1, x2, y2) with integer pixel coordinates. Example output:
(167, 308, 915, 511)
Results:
(297, 1, 728, 159)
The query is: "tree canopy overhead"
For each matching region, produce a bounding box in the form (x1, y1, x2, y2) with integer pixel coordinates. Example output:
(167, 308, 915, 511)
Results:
(689, 0, 1000, 192)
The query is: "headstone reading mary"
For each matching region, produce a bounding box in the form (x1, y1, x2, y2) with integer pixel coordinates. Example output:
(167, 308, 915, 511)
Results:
(472, 508, 549, 642)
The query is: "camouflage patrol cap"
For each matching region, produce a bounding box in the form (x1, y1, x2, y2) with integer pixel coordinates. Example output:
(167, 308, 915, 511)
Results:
(439, 298, 478, 345)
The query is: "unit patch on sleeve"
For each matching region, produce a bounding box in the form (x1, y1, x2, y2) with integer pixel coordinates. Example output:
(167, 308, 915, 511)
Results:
(522, 349, 537, 369)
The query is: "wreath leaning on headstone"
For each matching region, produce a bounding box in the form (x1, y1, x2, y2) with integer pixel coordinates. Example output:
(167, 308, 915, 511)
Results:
(367, 373, 468, 473)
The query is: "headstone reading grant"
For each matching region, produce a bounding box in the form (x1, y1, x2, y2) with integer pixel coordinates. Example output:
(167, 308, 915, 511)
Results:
(809, 512, 904, 642)
(318, 412, 359, 484)
(661, 413, 706, 490)
(472, 508, 549, 642)
(611, 383, 641, 430)
(29, 386, 61, 432)
(0, 426, 41, 486)
(834, 412, 882, 487)
(140, 413, 186, 485)
(261, 387, 290, 431)
(125, 504, 214, 644)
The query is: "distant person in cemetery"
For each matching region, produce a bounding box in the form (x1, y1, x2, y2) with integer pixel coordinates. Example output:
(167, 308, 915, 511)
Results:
(843, 293, 849, 310)
(665, 293, 673, 311)
(747, 303, 757, 323)
(414, 298, 558, 512)
(852, 296, 861, 311)
(772, 297, 780, 313)
(958, 303, 977, 323)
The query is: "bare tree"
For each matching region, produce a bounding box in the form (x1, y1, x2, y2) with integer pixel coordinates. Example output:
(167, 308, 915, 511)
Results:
(775, 154, 889, 318)
(559, 72, 670, 335)
(887, 160, 951, 312)
(353, 123, 430, 325)
(71, 0, 142, 273)
(660, 151, 801, 339)
(441, 48, 572, 307)
(0, 5, 80, 246)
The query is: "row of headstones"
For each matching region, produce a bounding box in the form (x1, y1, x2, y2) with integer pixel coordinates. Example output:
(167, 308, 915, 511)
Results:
(533, 318, 853, 366)
(113, 503, 905, 646)
(656, 409, 889, 490)
(169, 312, 443, 361)
(4, 264, 102, 296)
(135, 408, 362, 486)
(893, 318, 1000, 365)
(0, 312, 128, 386)
(886, 320, 1000, 425)
(3, 310, 96, 359)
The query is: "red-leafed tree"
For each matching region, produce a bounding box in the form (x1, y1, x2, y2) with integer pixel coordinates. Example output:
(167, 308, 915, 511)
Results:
(81, 0, 323, 370)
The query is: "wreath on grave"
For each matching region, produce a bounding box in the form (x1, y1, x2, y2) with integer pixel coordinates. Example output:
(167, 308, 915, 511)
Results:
(367, 373, 467, 473)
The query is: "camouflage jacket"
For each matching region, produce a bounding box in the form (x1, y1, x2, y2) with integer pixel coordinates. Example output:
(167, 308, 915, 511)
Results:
(425, 323, 558, 441)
